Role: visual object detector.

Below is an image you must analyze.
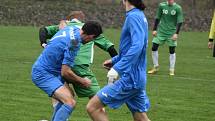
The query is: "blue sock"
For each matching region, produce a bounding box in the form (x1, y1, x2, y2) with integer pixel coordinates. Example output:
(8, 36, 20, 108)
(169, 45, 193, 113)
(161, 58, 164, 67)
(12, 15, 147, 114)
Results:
(51, 102, 63, 121)
(53, 104, 73, 121)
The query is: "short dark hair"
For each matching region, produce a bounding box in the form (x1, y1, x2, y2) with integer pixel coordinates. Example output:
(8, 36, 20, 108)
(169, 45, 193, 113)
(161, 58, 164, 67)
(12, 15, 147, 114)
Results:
(127, 0, 146, 10)
(82, 21, 103, 38)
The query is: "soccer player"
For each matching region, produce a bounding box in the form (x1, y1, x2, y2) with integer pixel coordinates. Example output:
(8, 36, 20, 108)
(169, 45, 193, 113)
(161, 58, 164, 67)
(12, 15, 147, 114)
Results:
(39, 11, 118, 99)
(148, 0, 184, 75)
(86, 0, 150, 121)
(31, 21, 102, 121)
(208, 9, 215, 57)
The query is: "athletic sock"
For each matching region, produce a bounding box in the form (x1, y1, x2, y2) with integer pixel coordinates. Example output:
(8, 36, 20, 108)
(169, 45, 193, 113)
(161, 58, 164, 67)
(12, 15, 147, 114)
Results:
(51, 102, 63, 121)
(152, 51, 159, 67)
(53, 104, 73, 121)
(169, 53, 176, 70)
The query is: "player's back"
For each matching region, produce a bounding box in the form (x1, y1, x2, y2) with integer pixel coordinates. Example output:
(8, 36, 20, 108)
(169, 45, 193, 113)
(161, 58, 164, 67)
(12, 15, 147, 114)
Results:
(33, 26, 81, 75)
(117, 8, 148, 89)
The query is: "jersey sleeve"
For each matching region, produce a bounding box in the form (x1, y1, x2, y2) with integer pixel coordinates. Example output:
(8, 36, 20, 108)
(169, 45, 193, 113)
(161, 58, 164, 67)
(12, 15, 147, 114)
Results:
(176, 6, 184, 23)
(94, 34, 114, 51)
(155, 3, 162, 19)
(209, 11, 215, 39)
(45, 25, 60, 39)
(62, 46, 75, 67)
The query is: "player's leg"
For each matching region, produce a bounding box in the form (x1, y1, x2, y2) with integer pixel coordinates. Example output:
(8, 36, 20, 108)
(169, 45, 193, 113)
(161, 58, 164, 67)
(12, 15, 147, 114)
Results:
(86, 95, 108, 121)
(148, 40, 160, 74)
(169, 46, 176, 75)
(52, 85, 76, 121)
(51, 82, 74, 121)
(51, 98, 63, 121)
(126, 90, 150, 121)
(167, 37, 177, 75)
(133, 113, 150, 121)
(70, 65, 106, 116)
(31, 68, 75, 121)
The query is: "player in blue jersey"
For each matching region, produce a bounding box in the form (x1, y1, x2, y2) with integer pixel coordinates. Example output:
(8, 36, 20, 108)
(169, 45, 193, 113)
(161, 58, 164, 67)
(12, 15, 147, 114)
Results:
(86, 0, 150, 121)
(31, 21, 102, 121)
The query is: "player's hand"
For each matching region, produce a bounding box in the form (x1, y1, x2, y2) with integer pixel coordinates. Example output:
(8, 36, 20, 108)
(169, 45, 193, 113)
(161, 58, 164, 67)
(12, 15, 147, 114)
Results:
(103, 59, 113, 70)
(171, 34, 178, 41)
(107, 68, 118, 80)
(80, 77, 91, 88)
(152, 31, 157, 37)
(208, 42, 214, 49)
(41, 43, 47, 48)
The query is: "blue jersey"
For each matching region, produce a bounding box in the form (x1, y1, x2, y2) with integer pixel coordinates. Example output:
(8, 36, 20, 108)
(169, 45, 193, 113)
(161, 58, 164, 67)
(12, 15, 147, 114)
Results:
(33, 26, 82, 75)
(112, 8, 148, 89)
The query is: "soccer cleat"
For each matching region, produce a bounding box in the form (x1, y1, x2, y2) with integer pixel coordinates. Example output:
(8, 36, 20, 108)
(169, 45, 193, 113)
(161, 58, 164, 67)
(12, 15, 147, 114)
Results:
(169, 69, 175, 76)
(148, 66, 159, 74)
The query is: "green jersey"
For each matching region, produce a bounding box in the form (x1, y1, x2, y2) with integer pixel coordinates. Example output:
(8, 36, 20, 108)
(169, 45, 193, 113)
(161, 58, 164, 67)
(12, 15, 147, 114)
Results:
(156, 2, 184, 36)
(45, 19, 113, 66)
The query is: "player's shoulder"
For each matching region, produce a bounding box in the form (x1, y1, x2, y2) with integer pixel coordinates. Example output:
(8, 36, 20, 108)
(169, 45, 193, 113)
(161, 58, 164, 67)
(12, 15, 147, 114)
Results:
(174, 3, 182, 9)
(159, 2, 167, 7)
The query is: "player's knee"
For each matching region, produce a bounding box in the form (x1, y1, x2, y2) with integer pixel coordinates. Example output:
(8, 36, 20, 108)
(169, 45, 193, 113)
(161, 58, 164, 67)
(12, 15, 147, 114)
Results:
(152, 43, 159, 51)
(169, 46, 176, 54)
(86, 98, 99, 114)
(86, 101, 94, 114)
(64, 97, 76, 107)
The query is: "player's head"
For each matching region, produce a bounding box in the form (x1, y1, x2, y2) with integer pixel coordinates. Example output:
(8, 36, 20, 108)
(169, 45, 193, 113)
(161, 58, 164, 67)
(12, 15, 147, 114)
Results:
(66, 11, 85, 22)
(80, 21, 103, 44)
(122, 0, 146, 11)
(167, 0, 175, 5)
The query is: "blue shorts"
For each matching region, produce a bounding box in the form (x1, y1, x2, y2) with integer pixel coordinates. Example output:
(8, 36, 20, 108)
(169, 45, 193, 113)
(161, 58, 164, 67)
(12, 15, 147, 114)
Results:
(31, 67, 64, 97)
(97, 80, 150, 113)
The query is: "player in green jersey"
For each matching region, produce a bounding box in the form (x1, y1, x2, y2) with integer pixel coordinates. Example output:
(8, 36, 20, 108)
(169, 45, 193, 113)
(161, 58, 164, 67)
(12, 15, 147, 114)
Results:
(208, 9, 215, 57)
(39, 11, 118, 97)
(148, 0, 183, 75)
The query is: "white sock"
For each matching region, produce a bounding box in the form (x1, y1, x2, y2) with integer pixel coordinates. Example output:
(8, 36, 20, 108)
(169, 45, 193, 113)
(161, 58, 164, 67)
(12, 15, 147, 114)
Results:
(169, 53, 176, 70)
(152, 51, 159, 67)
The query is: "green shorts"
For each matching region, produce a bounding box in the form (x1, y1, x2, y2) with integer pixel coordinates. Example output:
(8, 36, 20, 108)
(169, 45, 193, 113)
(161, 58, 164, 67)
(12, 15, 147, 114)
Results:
(69, 64, 100, 98)
(152, 35, 177, 47)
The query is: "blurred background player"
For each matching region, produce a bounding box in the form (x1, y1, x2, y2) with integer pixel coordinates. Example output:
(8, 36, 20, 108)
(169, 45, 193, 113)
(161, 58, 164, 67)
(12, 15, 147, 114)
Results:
(32, 21, 103, 121)
(208, 9, 215, 57)
(38, 10, 118, 117)
(148, 0, 184, 75)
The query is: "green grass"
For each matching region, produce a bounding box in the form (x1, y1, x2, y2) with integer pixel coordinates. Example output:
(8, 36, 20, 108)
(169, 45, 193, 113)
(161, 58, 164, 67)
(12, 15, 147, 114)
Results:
(0, 26, 215, 121)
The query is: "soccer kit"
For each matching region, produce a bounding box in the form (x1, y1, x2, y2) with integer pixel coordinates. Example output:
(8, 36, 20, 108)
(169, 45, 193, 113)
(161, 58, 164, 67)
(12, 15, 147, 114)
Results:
(32, 26, 81, 97)
(153, 2, 184, 46)
(44, 19, 114, 97)
(97, 8, 150, 113)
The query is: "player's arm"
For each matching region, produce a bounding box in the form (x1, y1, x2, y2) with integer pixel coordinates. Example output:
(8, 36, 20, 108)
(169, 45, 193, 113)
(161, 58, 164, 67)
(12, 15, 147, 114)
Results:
(94, 34, 118, 57)
(39, 25, 60, 47)
(153, 3, 162, 36)
(39, 27, 48, 47)
(61, 39, 91, 88)
(61, 65, 91, 88)
(172, 6, 184, 40)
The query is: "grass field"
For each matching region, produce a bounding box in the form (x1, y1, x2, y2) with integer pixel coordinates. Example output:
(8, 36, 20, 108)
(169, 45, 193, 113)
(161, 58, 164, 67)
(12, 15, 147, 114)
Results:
(0, 26, 215, 121)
